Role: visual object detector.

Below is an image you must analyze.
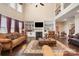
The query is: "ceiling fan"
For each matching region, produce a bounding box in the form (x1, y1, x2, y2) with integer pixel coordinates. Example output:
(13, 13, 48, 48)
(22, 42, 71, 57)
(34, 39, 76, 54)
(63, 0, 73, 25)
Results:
(35, 3, 45, 7)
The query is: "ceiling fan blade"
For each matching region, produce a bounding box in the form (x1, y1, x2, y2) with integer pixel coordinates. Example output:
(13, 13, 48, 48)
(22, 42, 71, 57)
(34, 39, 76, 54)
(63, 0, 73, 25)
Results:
(40, 3, 44, 6)
(19, 3, 23, 5)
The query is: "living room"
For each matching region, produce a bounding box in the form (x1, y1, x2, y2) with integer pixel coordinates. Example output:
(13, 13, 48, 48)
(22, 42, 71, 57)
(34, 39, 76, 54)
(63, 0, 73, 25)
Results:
(0, 3, 79, 56)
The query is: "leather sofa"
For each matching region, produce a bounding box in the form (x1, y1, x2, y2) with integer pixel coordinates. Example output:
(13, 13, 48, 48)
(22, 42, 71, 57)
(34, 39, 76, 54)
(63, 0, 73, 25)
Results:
(68, 33, 79, 46)
(0, 32, 27, 55)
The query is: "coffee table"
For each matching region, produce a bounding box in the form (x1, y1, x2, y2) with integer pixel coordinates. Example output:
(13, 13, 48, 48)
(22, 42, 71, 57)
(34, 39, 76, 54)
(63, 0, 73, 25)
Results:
(39, 38, 56, 46)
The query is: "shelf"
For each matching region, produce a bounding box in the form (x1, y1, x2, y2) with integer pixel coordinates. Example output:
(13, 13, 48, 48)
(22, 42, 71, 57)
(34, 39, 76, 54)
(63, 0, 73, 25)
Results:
(24, 21, 34, 32)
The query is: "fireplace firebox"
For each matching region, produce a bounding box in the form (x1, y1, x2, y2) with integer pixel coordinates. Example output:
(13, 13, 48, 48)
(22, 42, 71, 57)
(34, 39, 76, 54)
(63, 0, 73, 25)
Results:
(36, 32, 42, 40)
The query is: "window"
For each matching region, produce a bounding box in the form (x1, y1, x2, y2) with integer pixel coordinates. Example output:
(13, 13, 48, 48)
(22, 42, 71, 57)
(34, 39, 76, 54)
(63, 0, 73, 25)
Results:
(9, 3, 23, 13)
(11, 19, 15, 33)
(9, 3, 17, 9)
(19, 22, 22, 33)
(17, 3, 23, 12)
(0, 15, 7, 33)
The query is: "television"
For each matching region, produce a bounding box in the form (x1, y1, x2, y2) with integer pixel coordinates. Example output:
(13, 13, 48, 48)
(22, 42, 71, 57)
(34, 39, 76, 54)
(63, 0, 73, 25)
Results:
(35, 22, 43, 27)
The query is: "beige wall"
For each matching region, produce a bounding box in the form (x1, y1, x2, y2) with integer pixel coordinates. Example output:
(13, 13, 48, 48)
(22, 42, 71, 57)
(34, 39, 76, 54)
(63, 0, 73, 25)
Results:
(24, 3, 56, 21)
(63, 17, 75, 35)
(75, 14, 79, 34)
(0, 3, 56, 21)
(0, 4, 24, 21)
(56, 22, 64, 33)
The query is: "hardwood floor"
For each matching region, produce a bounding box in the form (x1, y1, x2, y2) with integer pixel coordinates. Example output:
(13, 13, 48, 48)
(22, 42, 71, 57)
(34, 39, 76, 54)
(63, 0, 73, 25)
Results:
(1, 37, 79, 56)
(58, 38, 79, 52)
(1, 41, 27, 56)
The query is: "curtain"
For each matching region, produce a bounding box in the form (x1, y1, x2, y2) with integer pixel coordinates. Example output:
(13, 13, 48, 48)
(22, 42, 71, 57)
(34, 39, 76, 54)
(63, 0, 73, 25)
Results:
(7, 17, 11, 33)
(22, 21, 24, 29)
(15, 20, 19, 33)
(11, 19, 15, 33)
(19, 21, 22, 33)
(0, 14, 1, 29)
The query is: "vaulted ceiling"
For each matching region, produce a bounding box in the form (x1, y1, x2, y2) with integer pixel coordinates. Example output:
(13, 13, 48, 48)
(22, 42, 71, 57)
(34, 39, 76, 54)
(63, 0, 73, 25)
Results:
(23, 3, 56, 21)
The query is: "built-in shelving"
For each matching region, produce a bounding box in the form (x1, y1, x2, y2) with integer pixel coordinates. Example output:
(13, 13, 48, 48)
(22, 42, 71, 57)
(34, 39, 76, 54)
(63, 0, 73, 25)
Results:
(24, 21, 54, 37)
(24, 21, 34, 32)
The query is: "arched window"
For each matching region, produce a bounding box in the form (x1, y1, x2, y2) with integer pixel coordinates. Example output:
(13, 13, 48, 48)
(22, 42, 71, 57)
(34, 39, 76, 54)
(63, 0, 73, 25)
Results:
(16, 3, 23, 12)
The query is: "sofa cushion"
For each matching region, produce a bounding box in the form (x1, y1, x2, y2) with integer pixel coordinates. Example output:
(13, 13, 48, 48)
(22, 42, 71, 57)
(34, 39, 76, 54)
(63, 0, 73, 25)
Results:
(6, 32, 21, 40)
(6, 34, 15, 40)
(0, 38, 11, 43)
(12, 32, 21, 37)
(12, 36, 26, 48)
(0, 33, 7, 39)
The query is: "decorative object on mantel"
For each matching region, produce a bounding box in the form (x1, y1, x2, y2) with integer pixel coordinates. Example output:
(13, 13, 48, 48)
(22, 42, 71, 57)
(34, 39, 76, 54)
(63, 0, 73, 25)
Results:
(48, 31, 56, 39)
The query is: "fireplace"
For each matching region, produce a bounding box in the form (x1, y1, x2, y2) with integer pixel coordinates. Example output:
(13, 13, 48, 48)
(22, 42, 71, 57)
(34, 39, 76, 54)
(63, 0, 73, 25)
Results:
(36, 32, 42, 40)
